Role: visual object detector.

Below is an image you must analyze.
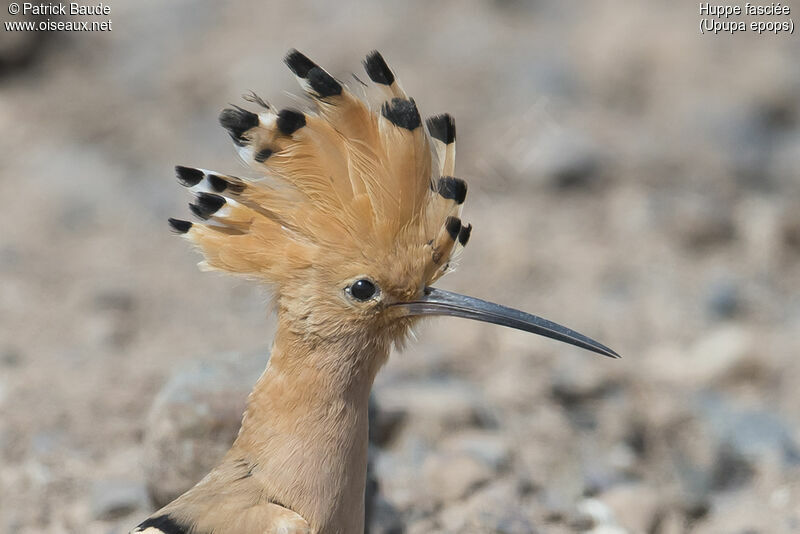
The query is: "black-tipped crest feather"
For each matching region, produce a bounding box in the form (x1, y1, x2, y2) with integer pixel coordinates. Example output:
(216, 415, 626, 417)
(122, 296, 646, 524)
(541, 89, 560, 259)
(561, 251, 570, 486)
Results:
(445, 216, 462, 240)
(437, 176, 467, 204)
(363, 51, 395, 85)
(168, 218, 192, 234)
(276, 109, 306, 135)
(284, 49, 316, 78)
(458, 223, 472, 246)
(307, 67, 342, 98)
(381, 98, 421, 130)
(427, 114, 456, 144)
(195, 192, 226, 217)
(219, 106, 259, 146)
(175, 166, 204, 187)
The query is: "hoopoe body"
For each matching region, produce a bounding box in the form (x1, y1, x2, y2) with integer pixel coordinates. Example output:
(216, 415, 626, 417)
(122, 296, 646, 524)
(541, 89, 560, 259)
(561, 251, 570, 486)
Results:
(133, 50, 618, 534)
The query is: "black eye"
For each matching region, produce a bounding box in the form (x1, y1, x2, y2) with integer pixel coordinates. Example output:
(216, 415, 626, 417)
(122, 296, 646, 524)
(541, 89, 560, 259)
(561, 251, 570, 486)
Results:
(349, 279, 377, 301)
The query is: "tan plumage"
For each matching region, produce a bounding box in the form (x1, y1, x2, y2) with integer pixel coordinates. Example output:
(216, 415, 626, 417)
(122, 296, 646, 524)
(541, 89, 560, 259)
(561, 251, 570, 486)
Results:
(135, 50, 466, 534)
(134, 49, 619, 534)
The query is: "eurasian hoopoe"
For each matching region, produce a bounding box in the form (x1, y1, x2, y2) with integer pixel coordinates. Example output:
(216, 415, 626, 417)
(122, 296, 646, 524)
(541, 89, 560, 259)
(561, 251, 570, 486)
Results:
(132, 50, 618, 534)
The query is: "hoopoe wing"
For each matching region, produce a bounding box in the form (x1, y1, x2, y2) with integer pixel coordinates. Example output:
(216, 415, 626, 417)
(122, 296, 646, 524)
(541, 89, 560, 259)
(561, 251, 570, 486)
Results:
(131, 459, 312, 534)
(133, 505, 310, 534)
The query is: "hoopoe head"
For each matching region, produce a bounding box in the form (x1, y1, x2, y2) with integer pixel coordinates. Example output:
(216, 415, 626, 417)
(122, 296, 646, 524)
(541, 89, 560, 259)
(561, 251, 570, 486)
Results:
(170, 50, 618, 359)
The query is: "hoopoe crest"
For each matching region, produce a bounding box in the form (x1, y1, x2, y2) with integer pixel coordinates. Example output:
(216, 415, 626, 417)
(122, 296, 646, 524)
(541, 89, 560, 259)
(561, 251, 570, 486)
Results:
(171, 50, 471, 351)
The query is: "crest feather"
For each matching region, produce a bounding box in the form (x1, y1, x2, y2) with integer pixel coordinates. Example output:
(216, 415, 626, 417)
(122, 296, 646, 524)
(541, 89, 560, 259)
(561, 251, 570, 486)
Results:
(171, 50, 471, 287)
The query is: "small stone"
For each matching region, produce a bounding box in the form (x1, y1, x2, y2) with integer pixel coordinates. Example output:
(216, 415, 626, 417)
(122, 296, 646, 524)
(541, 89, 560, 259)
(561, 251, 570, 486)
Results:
(705, 278, 743, 319)
(438, 479, 537, 534)
(442, 431, 512, 472)
(369, 394, 406, 447)
(570, 498, 614, 530)
(529, 128, 604, 190)
(142, 351, 267, 506)
(373, 378, 496, 436)
(90, 478, 149, 520)
(672, 195, 736, 249)
(367, 495, 405, 534)
(550, 353, 616, 407)
(688, 325, 755, 386)
(697, 394, 800, 475)
(600, 483, 662, 533)
(423, 451, 494, 502)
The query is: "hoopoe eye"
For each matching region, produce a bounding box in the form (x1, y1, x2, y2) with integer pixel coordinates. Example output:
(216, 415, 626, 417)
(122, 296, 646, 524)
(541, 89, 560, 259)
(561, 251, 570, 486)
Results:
(348, 279, 378, 301)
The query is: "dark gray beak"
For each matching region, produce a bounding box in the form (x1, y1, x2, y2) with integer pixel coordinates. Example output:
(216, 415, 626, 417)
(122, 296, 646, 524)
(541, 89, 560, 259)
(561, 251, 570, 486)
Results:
(395, 287, 620, 359)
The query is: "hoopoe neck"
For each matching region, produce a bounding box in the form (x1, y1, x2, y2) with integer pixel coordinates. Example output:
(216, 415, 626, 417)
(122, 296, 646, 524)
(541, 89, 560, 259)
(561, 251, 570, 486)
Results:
(229, 323, 389, 534)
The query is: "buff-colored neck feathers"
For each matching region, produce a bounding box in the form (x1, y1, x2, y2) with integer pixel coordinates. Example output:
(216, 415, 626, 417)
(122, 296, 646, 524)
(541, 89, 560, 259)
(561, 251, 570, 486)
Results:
(169, 50, 471, 286)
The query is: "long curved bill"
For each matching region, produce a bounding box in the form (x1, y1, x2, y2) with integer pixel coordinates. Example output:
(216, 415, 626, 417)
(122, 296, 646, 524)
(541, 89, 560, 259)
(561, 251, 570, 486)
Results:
(394, 287, 620, 359)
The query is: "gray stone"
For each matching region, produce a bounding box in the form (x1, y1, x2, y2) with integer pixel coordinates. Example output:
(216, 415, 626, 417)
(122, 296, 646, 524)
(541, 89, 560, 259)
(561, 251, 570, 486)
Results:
(530, 128, 605, 190)
(599, 483, 663, 533)
(696, 394, 800, 485)
(369, 394, 407, 447)
(705, 278, 743, 319)
(687, 325, 755, 387)
(367, 495, 405, 534)
(441, 431, 512, 472)
(142, 351, 267, 507)
(671, 193, 736, 249)
(90, 478, 149, 520)
(373, 378, 496, 436)
(438, 479, 537, 534)
(423, 451, 494, 502)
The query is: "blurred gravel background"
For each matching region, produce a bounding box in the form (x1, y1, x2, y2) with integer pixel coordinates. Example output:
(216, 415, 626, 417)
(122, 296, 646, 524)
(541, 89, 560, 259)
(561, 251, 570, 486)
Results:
(1, 1, 799, 533)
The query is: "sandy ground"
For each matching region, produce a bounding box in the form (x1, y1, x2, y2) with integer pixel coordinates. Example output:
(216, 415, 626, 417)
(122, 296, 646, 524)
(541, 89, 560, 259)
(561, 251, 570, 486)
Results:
(1, 1, 799, 533)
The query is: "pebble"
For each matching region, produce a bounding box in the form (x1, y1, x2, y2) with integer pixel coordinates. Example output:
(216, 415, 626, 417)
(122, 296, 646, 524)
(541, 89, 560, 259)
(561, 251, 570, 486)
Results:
(528, 127, 605, 190)
(141, 351, 266, 506)
(373, 378, 496, 436)
(705, 278, 743, 319)
(366, 494, 405, 534)
(441, 431, 512, 472)
(599, 483, 662, 533)
(688, 325, 755, 385)
(90, 478, 149, 520)
(438, 479, 537, 534)
(423, 451, 494, 502)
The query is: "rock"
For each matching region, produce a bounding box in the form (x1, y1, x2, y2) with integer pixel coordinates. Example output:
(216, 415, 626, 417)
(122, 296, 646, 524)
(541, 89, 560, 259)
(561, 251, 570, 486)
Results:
(781, 208, 800, 254)
(705, 278, 743, 319)
(662, 392, 800, 516)
(550, 354, 616, 407)
(90, 478, 149, 520)
(687, 325, 755, 386)
(366, 445, 403, 534)
(441, 431, 512, 472)
(423, 451, 494, 502)
(438, 479, 537, 534)
(672, 194, 736, 250)
(0, 12, 54, 76)
(367, 495, 405, 534)
(142, 351, 267, 507)
(529, 128, 605, 190)
(696, 394, 800, 488)
(372, 436, 437, 511)
(599, 483, 662, 533)
(570, 498, 615, 531)
(369, 394, 407, 447)
(586, 526, 628, 534)
(372, 378, 496, 437)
